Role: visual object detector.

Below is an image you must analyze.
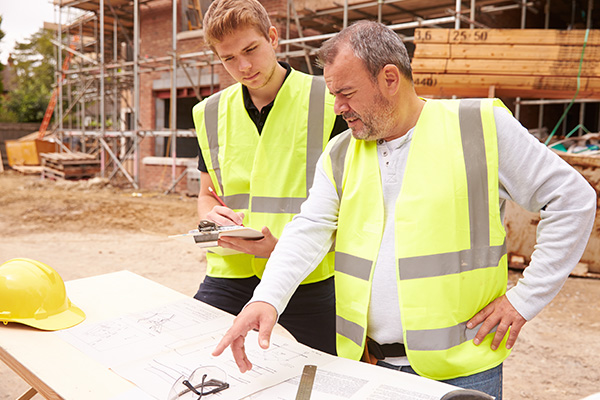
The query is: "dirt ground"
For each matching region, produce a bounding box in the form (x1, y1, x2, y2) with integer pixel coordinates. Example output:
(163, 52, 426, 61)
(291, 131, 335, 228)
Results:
(1, 170, 599, 400)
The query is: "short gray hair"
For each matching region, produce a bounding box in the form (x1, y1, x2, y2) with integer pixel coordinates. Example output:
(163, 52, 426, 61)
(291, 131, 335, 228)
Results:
(317, 20, 412, 83)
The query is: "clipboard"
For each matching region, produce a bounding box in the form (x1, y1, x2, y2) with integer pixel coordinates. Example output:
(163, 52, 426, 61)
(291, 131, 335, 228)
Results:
(169, 220, 264, 253)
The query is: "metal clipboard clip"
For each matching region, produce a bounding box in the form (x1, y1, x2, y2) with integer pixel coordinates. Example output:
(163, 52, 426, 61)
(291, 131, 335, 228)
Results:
(194, 220, 220, 244)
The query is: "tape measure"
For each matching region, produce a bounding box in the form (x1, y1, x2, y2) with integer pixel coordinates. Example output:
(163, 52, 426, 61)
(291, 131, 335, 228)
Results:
(295, 364, 317, 400)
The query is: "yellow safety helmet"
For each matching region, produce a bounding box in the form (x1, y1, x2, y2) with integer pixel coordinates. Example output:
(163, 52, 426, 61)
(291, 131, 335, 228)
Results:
(0, 258, 86, 330)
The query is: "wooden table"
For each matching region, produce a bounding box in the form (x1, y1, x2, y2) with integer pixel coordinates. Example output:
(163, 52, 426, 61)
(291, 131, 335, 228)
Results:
(0, 271, 179, 399)
(1, 270, 462, 400)
(0, 270, 296, 400)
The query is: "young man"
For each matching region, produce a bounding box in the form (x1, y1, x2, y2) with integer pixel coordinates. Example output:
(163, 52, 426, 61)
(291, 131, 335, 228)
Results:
(212, 21, 596, 399)
(191, 0, 346, 355)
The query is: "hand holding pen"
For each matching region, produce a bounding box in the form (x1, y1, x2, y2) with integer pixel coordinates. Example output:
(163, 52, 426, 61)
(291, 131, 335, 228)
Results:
(207, 187, 245, 226)
(207, 186, 277, 257)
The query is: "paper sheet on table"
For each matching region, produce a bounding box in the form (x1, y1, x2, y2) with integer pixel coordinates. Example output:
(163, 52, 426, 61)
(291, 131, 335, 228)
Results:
(56, 297, 457, 400)
(56, 297, 235, 367)
(247, 356, 455, 400)
(56, 297, 334, 400)
(113, 330, 333, 400)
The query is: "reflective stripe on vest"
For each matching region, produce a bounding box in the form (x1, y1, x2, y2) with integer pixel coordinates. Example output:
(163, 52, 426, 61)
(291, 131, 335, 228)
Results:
(327, 98, 509, 380)
(195, 70, 336, 281)
(336, 310, 497, 352)
(334, 253, 372, 346)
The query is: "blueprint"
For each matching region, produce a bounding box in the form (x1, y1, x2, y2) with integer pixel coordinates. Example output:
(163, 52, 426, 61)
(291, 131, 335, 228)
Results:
(247, 357, 452, 400)
(56, 297, 333, 400)
(56, 296, 457, 400)
(57, 297, 234, 367)
(113, 331, 332, 400)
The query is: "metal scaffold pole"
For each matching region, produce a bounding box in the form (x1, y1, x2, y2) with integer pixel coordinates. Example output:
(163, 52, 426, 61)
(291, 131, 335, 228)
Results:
(133, 0, 140, 188)
(171, 0, 178, 187)
(100, 0, 105, 177)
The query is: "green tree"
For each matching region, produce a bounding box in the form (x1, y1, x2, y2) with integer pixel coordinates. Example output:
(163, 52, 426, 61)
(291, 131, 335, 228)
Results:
(4, 28, 55, 122)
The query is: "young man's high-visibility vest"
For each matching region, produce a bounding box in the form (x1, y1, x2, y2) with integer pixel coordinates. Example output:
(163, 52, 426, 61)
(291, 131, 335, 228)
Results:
(322, 98, 511, 380)
(193, 69, 336, 283)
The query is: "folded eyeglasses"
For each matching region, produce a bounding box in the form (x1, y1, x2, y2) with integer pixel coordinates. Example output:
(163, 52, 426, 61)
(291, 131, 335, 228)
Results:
(167, 366, 229, 399)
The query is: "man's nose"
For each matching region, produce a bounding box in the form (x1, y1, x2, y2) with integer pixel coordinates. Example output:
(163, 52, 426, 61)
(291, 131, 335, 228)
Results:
(334, 98, 349, 115)
(239, 57, 251, 71)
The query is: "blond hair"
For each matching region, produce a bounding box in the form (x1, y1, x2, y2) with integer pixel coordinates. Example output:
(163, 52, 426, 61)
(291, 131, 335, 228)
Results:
(203, 0, 272, 50)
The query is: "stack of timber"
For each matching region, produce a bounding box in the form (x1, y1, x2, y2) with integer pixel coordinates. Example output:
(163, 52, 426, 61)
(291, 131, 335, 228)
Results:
(412, 28, 600, 99)
(41, 152, 100, 180)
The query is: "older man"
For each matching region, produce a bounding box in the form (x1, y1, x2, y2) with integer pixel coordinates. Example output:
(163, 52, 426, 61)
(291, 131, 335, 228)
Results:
(212, 21, 595, 399)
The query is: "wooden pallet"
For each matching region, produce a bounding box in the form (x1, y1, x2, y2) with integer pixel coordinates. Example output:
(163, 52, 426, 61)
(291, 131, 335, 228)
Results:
(412, 28, 600, 99)
(40, 152, 100, 180)
(11, 165, 44, 175)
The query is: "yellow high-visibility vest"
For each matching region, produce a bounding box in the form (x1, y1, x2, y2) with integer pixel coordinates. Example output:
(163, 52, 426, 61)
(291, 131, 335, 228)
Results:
(193, 69, 336, 282)
(323, 98, 511, 380)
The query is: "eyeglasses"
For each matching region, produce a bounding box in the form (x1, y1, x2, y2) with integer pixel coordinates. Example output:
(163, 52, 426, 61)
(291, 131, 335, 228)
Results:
(167, 366, 229, 400)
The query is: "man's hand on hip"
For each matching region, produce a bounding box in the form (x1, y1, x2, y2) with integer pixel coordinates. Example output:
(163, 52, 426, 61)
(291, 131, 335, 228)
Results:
(468, 294, 527, 351)
(212, 301, 278, 373)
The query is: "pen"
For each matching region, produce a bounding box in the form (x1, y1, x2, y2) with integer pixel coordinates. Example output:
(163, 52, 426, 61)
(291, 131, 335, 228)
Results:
(208, 186, 227, 207)
(208, 187, 244, 226)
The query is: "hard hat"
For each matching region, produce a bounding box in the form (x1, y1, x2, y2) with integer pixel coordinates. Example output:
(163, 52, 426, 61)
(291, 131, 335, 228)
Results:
(0, 258, 86, 330)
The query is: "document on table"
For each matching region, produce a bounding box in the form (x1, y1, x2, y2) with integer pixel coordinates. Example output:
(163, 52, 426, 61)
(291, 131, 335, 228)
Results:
(247, 356, 455, 400)
(56, 297, 235, 367)
(113, 330, 332, 400)
(56, 296, 457, 400)
(56, 297, 333, 400)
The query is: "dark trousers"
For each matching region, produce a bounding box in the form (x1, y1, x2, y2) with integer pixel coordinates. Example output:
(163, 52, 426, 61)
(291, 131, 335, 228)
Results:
(194, 275, 336, 355)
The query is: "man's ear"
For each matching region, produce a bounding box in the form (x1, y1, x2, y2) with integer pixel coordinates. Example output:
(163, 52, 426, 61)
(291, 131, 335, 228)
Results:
(378, 64, 401, 96)
(268, 26, 279, 49)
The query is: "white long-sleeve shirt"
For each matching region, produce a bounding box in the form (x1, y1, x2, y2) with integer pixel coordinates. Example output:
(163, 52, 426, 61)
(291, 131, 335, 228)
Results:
(250, 106, 596, 356)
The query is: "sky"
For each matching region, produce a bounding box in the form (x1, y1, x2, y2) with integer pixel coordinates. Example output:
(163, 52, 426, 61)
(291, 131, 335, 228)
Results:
(0, 0, 56, 64)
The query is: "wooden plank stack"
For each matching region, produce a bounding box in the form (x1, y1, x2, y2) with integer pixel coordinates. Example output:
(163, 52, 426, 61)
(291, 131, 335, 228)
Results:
(412, 28, 600, 99)
(41, 152, 100, 180)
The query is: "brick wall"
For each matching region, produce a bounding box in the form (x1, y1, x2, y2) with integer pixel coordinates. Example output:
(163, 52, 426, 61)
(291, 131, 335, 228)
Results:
(140, 163, 188, 193)
(140, 156, 198, 194)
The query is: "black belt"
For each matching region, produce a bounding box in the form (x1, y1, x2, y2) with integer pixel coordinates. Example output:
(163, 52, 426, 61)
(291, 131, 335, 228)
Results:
(367, 338, 406, 360)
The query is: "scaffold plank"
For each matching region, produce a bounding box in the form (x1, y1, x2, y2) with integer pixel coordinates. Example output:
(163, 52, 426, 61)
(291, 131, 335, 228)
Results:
(412, 28, 600, 99)
(415, 28, 600, 45)
(414, 43, 600, 61)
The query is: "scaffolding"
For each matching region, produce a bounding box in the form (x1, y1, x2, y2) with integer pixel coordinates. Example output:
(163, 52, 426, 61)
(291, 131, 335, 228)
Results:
(47, 0, 598, 191)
